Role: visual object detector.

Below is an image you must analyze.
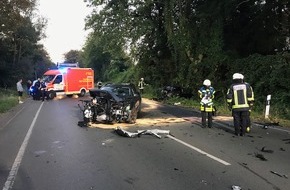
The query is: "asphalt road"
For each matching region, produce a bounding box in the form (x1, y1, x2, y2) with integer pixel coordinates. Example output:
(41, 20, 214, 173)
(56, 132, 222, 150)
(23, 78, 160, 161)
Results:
(0, 96, 289, 190)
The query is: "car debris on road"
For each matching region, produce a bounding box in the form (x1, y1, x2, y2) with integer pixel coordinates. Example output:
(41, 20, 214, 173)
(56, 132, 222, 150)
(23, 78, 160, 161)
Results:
(232, 185, 242, 190)
(270, 171, 288, 179)
(255, 153, 268, 161)
(115, 127, 170, 139)
(261, 146, 274, 153)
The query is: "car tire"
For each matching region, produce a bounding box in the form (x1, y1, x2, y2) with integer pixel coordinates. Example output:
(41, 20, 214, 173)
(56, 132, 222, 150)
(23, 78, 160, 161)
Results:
(128, 107, 137, 124)
(79, 89, 86, 97)
(48, 90, 56, 100)
(136, 100, 141, 118)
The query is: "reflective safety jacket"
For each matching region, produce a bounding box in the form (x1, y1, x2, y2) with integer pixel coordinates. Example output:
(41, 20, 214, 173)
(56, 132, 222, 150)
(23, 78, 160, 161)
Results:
(138, 80, 145, 90)
(227, 82, 254, 111)
(198, 86, 215, 112)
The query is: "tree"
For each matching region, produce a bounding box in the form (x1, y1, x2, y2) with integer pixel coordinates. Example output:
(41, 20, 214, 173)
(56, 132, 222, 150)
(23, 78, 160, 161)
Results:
(0, 0, 52, 87)
(83, 0, 290, 119)
(64, 50, 82, 65)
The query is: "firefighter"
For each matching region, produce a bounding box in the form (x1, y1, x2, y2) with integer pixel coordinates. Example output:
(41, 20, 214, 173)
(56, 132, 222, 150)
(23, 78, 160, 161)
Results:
(138, 78, 146, 94)
(227, 73, 254, 136)
(198, 79, 215, 128)
(241, 75, 254, 133)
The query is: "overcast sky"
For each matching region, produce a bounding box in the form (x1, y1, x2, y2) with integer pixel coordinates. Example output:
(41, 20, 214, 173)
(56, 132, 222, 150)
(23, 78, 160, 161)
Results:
(38, 0, 91, 63)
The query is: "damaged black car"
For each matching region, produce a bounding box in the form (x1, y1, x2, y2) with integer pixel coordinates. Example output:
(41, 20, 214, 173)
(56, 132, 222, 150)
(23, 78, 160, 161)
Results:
(79, 83, 142, 125)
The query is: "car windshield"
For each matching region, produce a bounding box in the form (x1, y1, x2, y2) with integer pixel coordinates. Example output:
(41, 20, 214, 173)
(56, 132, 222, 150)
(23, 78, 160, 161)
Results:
(101, 86, 131, 97)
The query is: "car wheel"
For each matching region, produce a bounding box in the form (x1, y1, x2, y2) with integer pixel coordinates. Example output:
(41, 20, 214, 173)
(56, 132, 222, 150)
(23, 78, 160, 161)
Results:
(48, 90, 56, 99)
(128, 107, 137, 124)
(136, 100, 141, 118)
(79, 89, 86, 97)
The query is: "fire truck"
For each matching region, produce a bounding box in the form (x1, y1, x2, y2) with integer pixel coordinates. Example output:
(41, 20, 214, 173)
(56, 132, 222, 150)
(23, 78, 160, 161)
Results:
(43, 67, 94, 99)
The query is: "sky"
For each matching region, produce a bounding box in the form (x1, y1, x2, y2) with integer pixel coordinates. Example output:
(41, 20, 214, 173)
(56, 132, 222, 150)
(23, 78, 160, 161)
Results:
(38, 0, 91, 63)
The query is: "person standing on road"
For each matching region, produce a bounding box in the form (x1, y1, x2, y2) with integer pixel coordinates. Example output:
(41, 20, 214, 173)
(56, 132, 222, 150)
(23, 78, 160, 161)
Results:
(16, 79, 24, 104)
(39, 79, 47, 101)
(26, 80, 32, 96)
(198, 79, 215, 128)
(33, 78, 41, 100)
(138, 78, 147, 94)
(227, 73, 254, 136)
(241, 75, 254, 133)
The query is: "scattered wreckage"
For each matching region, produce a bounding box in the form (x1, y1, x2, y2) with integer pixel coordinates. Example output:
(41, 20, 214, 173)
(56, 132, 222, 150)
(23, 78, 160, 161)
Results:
(115, 127, 170, 139)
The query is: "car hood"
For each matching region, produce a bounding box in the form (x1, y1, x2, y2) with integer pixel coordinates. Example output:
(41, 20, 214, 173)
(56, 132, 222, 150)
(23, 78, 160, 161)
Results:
(89, 89, 124, 102)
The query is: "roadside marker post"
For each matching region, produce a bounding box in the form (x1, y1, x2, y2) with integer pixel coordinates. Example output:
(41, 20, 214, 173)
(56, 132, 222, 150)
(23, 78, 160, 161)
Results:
(265, 95, 271, 119)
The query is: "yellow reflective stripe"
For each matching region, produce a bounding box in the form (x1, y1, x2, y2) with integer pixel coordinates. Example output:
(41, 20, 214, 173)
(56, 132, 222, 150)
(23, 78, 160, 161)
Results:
(200, 105, 213, 112)
(248, 97, 254, 101)
(232, 104, 249, 109)
(233, 90, 238, 106)
(247, 86, 254, 101)
(198, 90, 202, 98)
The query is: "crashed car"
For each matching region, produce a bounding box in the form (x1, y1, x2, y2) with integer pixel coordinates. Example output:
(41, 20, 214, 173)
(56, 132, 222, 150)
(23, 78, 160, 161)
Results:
(161, 86, 183, 99)
(82, 83, 141, 124)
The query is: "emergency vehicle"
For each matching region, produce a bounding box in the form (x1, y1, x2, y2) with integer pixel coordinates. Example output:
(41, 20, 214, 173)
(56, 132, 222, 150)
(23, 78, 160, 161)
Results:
(43, 67, 94, 99)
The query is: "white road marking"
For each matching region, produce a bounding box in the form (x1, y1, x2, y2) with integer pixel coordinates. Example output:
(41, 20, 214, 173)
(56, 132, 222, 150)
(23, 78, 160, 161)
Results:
(167, 135, 231, 166)
(267, 127, 290, 133)
(2, 102, 44, 190)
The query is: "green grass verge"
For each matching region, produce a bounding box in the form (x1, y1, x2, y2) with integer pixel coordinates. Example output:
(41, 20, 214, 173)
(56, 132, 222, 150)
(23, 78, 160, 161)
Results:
(0, 88, 19, 113)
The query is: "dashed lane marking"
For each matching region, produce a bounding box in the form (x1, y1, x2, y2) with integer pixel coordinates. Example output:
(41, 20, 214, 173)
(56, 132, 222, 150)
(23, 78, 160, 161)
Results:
(167, 135, 231, 166)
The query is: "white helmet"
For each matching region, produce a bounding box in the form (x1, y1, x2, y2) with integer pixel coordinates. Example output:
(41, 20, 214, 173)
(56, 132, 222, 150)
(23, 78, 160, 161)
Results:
(233, 73, 244, 80)
(203, 79, 211, 86)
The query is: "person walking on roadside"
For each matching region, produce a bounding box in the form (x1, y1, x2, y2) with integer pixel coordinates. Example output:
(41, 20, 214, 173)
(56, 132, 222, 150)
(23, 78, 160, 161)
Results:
(198, 79, 215, 128)
(227, 73, 254, 136)
(16, 79, 24, 104)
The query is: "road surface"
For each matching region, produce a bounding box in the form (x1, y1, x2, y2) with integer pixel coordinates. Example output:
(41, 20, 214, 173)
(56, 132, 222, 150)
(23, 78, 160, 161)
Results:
(0, 96, 289, 190)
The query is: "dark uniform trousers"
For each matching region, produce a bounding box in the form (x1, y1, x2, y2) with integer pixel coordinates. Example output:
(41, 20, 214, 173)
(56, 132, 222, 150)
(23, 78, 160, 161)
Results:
(201, 111, 212, 128)
(233, 110, 249, 136)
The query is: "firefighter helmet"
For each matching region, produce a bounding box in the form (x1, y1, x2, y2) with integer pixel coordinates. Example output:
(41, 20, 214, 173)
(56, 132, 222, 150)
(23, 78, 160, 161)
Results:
(233, 73, 244, 80)
(203, 79, 211, 86)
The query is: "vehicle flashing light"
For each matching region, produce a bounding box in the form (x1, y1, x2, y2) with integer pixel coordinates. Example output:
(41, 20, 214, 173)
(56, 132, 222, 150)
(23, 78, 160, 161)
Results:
(59, 67, 68, 74)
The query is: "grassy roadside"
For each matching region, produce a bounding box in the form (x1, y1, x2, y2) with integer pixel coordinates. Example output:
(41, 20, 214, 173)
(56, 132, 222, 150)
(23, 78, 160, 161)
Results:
(0, 88, 22, 113)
